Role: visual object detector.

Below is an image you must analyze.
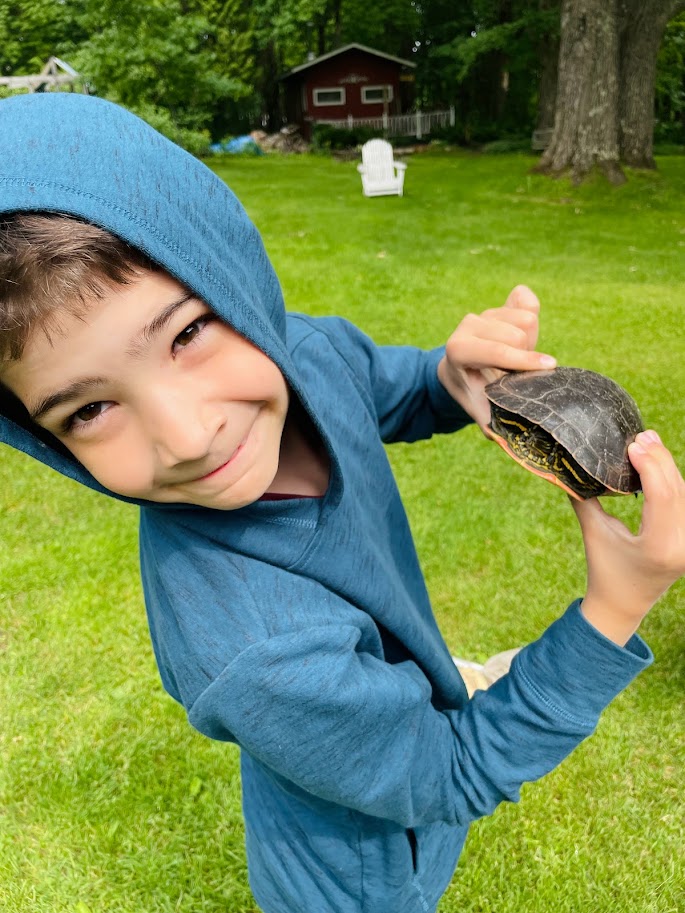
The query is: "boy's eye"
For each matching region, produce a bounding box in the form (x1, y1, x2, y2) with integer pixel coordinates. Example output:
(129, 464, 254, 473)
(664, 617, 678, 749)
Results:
(174, 316, 212, 350)
(61, 400, 111, 434)
(74, 402, 105, 423)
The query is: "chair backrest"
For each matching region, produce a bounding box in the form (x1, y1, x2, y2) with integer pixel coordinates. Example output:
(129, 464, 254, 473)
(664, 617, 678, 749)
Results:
(361, 139, 395, 181)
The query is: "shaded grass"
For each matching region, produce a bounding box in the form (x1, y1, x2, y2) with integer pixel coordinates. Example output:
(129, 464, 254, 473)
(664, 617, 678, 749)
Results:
(1, 150, 684, 911)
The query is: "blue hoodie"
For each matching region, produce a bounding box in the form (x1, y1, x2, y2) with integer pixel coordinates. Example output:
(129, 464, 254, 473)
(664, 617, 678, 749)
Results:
(0, 94, 651, 913)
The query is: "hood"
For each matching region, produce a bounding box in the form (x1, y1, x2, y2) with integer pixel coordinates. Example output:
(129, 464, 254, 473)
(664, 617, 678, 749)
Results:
(0, 93, 337, 509)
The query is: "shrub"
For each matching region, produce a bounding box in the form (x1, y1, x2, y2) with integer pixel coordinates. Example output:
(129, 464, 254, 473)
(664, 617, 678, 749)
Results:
(654, 119, 685, 145)
(429, 123, 465, 145)
(312, 123, 380, 151)
(389, 135, 430, 148)
(480, 137, 532, 154)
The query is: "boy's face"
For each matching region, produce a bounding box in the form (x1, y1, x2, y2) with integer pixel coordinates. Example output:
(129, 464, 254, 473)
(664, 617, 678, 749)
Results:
(2, 271, 290, 509)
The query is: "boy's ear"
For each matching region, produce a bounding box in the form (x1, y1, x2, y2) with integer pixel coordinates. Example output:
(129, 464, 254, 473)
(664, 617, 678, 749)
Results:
(0, 381, 76, 461)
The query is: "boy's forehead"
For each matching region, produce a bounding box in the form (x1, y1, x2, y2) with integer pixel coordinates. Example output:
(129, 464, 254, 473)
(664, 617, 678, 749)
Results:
(2, 271, 193, 400)
(2, 303, 104, 405)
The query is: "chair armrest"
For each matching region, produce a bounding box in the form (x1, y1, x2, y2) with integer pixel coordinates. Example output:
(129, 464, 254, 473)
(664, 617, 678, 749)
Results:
(395, 161, 407, 171)
(357, 164, 367, 174)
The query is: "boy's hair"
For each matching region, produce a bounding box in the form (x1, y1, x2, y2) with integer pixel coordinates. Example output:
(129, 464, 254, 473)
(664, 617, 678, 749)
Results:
(0, 212, 156, 362)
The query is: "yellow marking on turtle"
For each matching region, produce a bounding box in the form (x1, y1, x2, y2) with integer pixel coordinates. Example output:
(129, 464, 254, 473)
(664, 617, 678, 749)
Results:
(560, 456, 587, 485)
(497, 416, 530, 433)
(489, 429, 587, 501)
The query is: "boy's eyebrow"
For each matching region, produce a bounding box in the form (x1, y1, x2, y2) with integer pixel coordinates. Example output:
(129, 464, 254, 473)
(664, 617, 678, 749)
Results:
(125, 291, 197, 359)
(30, 377, 109, 423)
(29, 292, 197, 422)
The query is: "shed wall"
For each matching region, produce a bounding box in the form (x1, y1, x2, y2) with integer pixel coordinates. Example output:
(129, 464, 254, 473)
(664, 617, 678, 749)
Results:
(283, 48, 415, 134)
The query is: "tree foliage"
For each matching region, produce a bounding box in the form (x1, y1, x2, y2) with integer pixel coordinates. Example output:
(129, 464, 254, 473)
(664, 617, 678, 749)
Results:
(655, 11, 685, 141)
(0, 0, 683, 160)
(0, 0, 85, 75)
(70, 0, 252, 151)
(410, 1, 561, 140)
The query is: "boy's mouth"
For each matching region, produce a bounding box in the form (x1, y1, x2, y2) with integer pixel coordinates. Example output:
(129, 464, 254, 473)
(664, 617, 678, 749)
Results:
(194, 439, 247, 482)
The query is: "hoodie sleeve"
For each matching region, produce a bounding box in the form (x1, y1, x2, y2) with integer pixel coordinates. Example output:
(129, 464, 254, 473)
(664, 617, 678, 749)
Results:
(187, 599, 651, 829)
(304, 316, 473, 443)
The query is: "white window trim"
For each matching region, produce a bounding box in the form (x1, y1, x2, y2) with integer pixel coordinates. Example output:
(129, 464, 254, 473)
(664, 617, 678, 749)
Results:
(313, 87, 346, 106)
(361, 85, 394, 104)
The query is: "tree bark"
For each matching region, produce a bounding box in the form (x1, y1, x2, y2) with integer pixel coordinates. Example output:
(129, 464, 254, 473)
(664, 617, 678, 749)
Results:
(536, 0, 624, 183)
(535, 42, 559, 131)
(536, 0, 685, 181)
(535, 0, 560, 131)
(618, 0, 685, 167)
(260, 40, 282, 130)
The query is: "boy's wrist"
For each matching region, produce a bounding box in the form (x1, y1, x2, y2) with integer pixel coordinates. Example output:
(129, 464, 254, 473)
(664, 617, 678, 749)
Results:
(436, 355, 459, 401)
(435, 355, 472, 417)
(579, 595, 644, 647)
(514, 599, 652, 730)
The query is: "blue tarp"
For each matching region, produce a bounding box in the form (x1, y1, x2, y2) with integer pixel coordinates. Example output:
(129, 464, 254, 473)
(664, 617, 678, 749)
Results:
(209, 136, 263, 155)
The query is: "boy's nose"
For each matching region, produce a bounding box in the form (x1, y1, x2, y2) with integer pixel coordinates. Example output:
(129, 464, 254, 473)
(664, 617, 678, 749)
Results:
(147, 390, 224, 468)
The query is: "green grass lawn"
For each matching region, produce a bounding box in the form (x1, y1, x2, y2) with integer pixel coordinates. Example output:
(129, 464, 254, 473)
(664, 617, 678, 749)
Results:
(1, 149, 684, 912)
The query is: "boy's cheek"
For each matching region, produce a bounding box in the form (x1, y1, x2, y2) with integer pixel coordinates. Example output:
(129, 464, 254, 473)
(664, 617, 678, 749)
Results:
(68, 440, 151, 497)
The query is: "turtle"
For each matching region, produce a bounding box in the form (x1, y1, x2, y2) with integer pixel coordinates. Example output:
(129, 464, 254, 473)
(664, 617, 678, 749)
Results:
(484, 367, 644, 500)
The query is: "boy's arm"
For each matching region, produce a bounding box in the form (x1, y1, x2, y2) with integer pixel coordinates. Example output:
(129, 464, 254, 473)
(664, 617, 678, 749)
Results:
(187, 442, 684, 830)
(316, 286, 555, 443)
(188, 600, 649, 829)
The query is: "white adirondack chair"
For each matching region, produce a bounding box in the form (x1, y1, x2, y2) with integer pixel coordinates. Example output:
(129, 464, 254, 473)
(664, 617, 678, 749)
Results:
(357, 139, 407, 197)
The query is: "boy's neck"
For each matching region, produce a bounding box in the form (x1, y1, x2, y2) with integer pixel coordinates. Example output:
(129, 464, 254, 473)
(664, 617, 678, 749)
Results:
(267, 399, 329, 498)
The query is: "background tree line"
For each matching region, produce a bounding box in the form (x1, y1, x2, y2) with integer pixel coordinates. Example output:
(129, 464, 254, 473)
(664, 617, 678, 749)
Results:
(1, 0, 684, 180)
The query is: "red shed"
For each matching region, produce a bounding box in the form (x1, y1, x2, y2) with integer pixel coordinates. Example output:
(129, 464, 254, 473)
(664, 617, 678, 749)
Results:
(281, 43, 416, 138)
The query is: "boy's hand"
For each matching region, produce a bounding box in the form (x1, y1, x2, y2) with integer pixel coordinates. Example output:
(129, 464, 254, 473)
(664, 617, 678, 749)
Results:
(572, 431, 685, 646)
(436, 285, 557, 431)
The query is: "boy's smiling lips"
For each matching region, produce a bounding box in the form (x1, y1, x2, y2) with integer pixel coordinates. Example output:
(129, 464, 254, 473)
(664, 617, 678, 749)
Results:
(193, 438, 247, 483)
(167, 408, 262, 492)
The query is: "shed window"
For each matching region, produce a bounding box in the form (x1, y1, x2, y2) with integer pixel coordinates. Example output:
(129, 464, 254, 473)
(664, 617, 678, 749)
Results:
(362, 85, 394, 104)
(313, 87, 345, 106)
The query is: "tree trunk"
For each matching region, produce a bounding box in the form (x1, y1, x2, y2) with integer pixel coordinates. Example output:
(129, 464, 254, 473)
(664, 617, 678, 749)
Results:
(493, 0, 513, 122)
(536, 0, 624, 183)
(535, 0, 560, 131)
(535, 38, 559, 131)
(317, 23, 326, 57)
(260, 40, 282, 130)
(618, 0, 685, 167)
(331, 0, 343, 47)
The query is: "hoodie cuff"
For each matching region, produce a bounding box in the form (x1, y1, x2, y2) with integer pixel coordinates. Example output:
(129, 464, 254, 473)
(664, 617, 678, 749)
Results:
(514, 599, 653, 727)
(425, 347, 474, 432)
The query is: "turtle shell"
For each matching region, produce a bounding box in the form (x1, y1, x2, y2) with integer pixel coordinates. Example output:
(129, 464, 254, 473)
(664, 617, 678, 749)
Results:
(484, 367, 644, 497)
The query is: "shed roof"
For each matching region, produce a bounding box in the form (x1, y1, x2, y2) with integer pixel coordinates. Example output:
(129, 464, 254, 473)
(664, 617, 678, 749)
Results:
(282, 43, 416, 79)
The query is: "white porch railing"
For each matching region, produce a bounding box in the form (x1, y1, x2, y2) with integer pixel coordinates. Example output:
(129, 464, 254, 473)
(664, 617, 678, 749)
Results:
(315, 107, 455, 140)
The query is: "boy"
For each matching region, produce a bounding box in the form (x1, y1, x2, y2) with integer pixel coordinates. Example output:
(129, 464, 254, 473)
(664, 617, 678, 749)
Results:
(1, 93, 683, 913)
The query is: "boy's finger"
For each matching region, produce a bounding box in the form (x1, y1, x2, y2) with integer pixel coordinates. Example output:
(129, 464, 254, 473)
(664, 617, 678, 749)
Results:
(471, 316, 534, 349)
(628, 434, 685, 535)
(479, 308, 537, 329)
(502, 286, 540, 350)
(628, 434, 681, 497)
(503, 285, 540, 313)
(478, 307, 540, 351)
(568, 495, 606, 534)
(455, 336, 556, 372)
